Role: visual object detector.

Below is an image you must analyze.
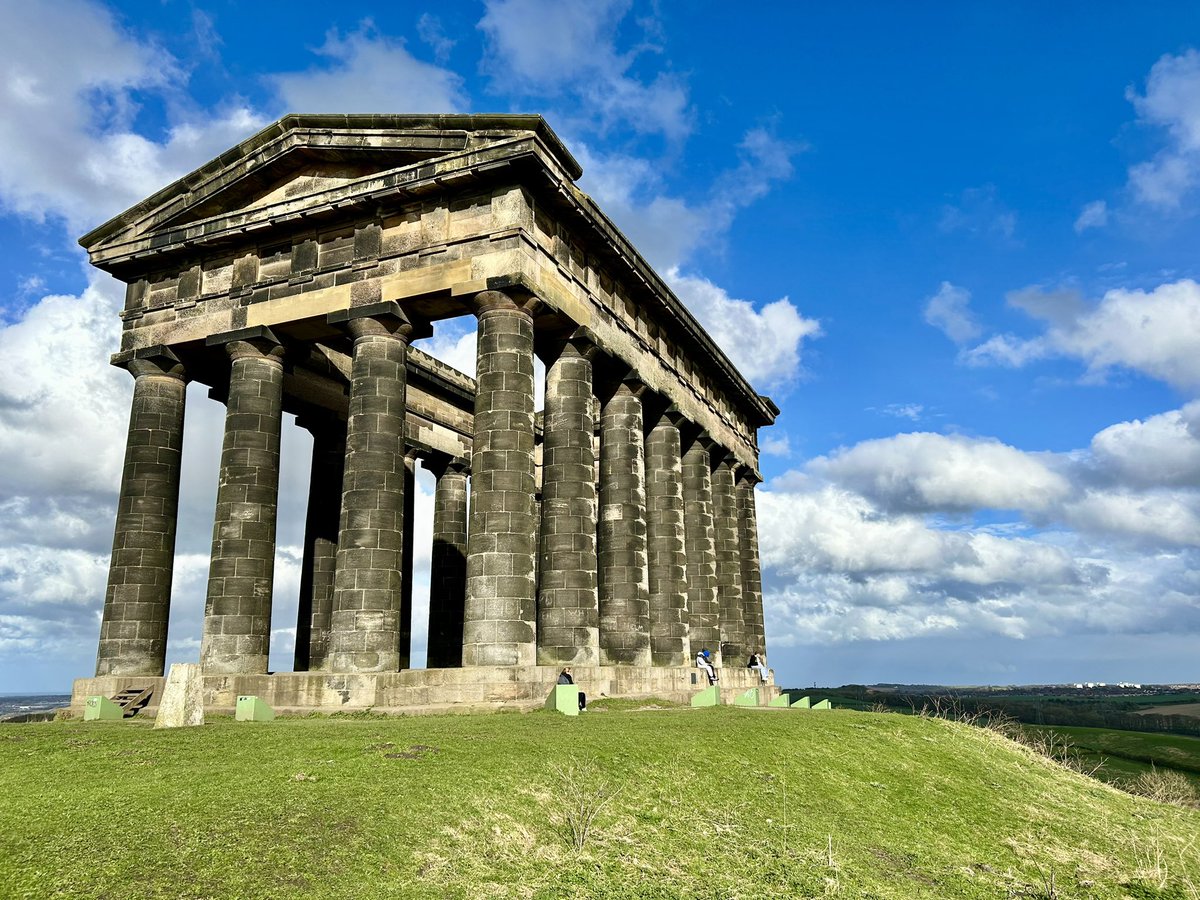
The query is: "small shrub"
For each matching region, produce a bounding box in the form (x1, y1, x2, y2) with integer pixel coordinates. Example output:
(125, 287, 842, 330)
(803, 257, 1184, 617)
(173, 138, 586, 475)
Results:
(1123, 766, 1200, 809)
(548, 758, 622, 851)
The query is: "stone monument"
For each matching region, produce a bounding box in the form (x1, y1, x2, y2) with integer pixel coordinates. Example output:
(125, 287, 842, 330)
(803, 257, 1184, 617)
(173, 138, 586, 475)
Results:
(70, 114, 779, 715)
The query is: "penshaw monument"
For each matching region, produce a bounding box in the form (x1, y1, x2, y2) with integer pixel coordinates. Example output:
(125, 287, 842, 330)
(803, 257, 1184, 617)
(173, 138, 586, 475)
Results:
(70, 114, 778, 715)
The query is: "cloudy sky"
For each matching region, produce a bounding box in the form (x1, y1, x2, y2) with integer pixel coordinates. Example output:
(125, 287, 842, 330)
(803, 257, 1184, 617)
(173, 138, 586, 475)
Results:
(3, 2, 1200, 691)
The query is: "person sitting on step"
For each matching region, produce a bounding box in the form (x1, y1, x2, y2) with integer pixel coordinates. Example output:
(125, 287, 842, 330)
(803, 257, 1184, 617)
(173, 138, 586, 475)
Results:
(696, 648, 718, 685)
(747, 651, 769, 684)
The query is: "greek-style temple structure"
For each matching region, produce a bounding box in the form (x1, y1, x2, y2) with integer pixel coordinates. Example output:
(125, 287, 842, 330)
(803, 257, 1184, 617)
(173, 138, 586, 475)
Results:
(72, 114, 778, 714)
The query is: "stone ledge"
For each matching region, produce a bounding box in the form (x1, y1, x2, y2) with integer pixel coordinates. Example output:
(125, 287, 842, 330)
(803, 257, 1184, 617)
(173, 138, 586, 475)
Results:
(71, 665, 776, 717)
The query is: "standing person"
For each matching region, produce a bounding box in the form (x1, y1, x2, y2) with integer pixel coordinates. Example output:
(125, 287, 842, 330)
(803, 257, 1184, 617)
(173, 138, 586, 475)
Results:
(747, 651, 769, 684)
(558, 667, 586, 712)
(696, 648, 718, 685)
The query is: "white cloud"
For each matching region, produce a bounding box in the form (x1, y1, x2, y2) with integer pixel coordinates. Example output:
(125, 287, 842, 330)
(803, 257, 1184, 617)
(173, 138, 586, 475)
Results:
(759, 433, 791, 457)
(923, 282, 981, 344)
(809, 433, 1071, 514)
(666, 270, 820, 391)
(269, 25, 466, 114)
(874, 403, 925, 421)
(1126, 49, 1200, 208)
(0, 0, 264, 231)
(1089, 401, 1200, 487)
(1074, 200, 1109, 233)
(479, 0, 690, 141)
(964, 279, 1200, 391)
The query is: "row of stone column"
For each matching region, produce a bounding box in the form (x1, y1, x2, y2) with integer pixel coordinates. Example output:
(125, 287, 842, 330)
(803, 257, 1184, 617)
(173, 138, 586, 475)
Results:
(95, 290, 766, 677)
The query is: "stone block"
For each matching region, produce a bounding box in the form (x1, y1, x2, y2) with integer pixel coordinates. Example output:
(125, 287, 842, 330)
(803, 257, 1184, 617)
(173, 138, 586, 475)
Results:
(767, 692, 792, 708)
(733, 688, 758, 707)
(790, 695, 811, 708)
(812, 699, 832, 710)
(235, 695, 275, 722)
(154, 663, 204, 728)
(545, 684, 580, 716)
(84, 695, 124, 721)
(690, 685, 721, 707)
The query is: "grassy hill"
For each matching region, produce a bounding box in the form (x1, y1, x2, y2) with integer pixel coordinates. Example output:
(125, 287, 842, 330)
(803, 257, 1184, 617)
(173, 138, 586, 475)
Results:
(1027, 724, 1200, 788)
(2, 705, 1199, 899)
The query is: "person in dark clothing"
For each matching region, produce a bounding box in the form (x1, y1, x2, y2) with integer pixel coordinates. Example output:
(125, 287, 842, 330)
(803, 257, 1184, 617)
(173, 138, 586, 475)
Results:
(558, 667, 587, 711)
(747, 651, 769, 684)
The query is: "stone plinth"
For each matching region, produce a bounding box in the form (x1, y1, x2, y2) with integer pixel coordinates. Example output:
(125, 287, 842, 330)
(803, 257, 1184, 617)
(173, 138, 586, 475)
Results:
(154, 663, 204, 728)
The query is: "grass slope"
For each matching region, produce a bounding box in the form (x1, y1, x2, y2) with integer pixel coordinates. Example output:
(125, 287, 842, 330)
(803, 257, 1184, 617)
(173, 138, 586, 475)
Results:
(2, 707, 1199, 899)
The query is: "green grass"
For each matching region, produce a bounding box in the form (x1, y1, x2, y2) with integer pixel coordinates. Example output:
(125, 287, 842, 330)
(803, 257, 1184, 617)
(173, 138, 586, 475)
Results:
(2, 708, 1200, 899)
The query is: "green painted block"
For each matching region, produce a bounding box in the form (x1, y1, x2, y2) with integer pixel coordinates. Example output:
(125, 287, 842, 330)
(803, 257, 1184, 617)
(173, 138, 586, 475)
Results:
(235, 695, 275, 722)
(83, 695, 123, 721)
(767, 692, 792, 708)
(691, 685, 721, 707)
(790, 695, 812, 709)
(733, 688, 759, 707)
(812, 699, 833, 710)
(545, 684, 579, 716)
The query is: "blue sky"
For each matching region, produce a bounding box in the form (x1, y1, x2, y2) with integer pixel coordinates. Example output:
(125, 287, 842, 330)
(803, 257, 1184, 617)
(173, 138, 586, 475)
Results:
(2, 1, 1200, 691)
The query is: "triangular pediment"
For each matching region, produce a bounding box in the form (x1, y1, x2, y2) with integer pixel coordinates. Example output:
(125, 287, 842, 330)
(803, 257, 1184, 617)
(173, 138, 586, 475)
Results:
(80, 114, 583, 263)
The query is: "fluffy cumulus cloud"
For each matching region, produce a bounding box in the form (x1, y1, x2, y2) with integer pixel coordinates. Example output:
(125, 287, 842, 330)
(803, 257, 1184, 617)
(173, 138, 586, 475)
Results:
(758, 405, 1200, 651)
(809, 433, 1070, 514)
(0, 0, 263, 231)
(479, 0, 690, 141)
(666, 270, 820, 391)
(963, 279, 1200, 391)
(1126, 49, 1200, 208)
(269, 24, 466, 114)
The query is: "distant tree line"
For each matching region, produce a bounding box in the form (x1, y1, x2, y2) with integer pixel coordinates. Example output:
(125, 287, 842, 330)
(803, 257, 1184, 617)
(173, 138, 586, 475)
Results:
(813, 686, 1200, 738)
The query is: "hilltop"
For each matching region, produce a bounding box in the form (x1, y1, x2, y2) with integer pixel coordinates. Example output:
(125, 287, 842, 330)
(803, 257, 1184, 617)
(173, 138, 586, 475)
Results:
(1, 705, 1198, 898)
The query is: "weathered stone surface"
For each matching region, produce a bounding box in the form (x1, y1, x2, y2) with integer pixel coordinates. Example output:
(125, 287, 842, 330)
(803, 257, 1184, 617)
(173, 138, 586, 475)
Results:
(737, 469, 767, 657)
(712, 454, 749, 664)
(537, 337, 599, 665)
(294, 416, 345, 671)
(154, 663, 204, 728)
(682, 435, 722, 667)
(328, 310, 414, 673)
(426, 456, 469, 667)
(81, 116, 783, 702)
(645, 407, 689, 666)
(598, 377, 651, 666)
(97, 350, 186, 677)
(463, 292, 538, 667)
(200, 333, 285, 675)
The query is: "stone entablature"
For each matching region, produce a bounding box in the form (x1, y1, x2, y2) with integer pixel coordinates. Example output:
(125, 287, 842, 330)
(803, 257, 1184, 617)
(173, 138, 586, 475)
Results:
(80, 114, 774, 692)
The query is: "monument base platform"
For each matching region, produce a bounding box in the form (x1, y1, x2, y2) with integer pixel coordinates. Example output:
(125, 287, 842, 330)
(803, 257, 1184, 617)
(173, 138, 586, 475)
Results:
(71, 665, 776, 717)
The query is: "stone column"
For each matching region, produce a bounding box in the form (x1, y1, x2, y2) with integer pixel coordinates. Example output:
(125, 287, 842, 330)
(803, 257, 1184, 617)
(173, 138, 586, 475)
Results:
(293, 414, 345, 672)
(96, 348, 187, 677)
(645, 405, 689, 666)
(682, 434, 722, 666)
(463, 291, 538, 667)
(712, 452, 749, 664)
(536, 335, 599, 665)
(737, 468, 767, 655)
(398, 451, 418, 669)
(326, 303, 419, 673)
(597, 375, 652, 666)
(425, 455, 469, 668)
(200, 329, 285, 675)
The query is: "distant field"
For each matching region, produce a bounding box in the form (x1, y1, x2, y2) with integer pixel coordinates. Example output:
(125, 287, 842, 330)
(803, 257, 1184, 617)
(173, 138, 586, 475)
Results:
(1026, 724, 1200, 789)
(1137, 703, 1200, 718)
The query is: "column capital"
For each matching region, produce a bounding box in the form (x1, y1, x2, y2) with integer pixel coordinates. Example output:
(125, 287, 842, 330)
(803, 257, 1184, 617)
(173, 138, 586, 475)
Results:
(206, 325, 286, 362)
(536, 325, 601, 364)
(644, 398, 687, 431)
(711, 450, 739, 471)
(471, 289, 541, 318)
(421, 452, 470, 479)
(111, 345, 188, 382)
(328, 301, 432, 342)
(737, 466, 764, 486)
